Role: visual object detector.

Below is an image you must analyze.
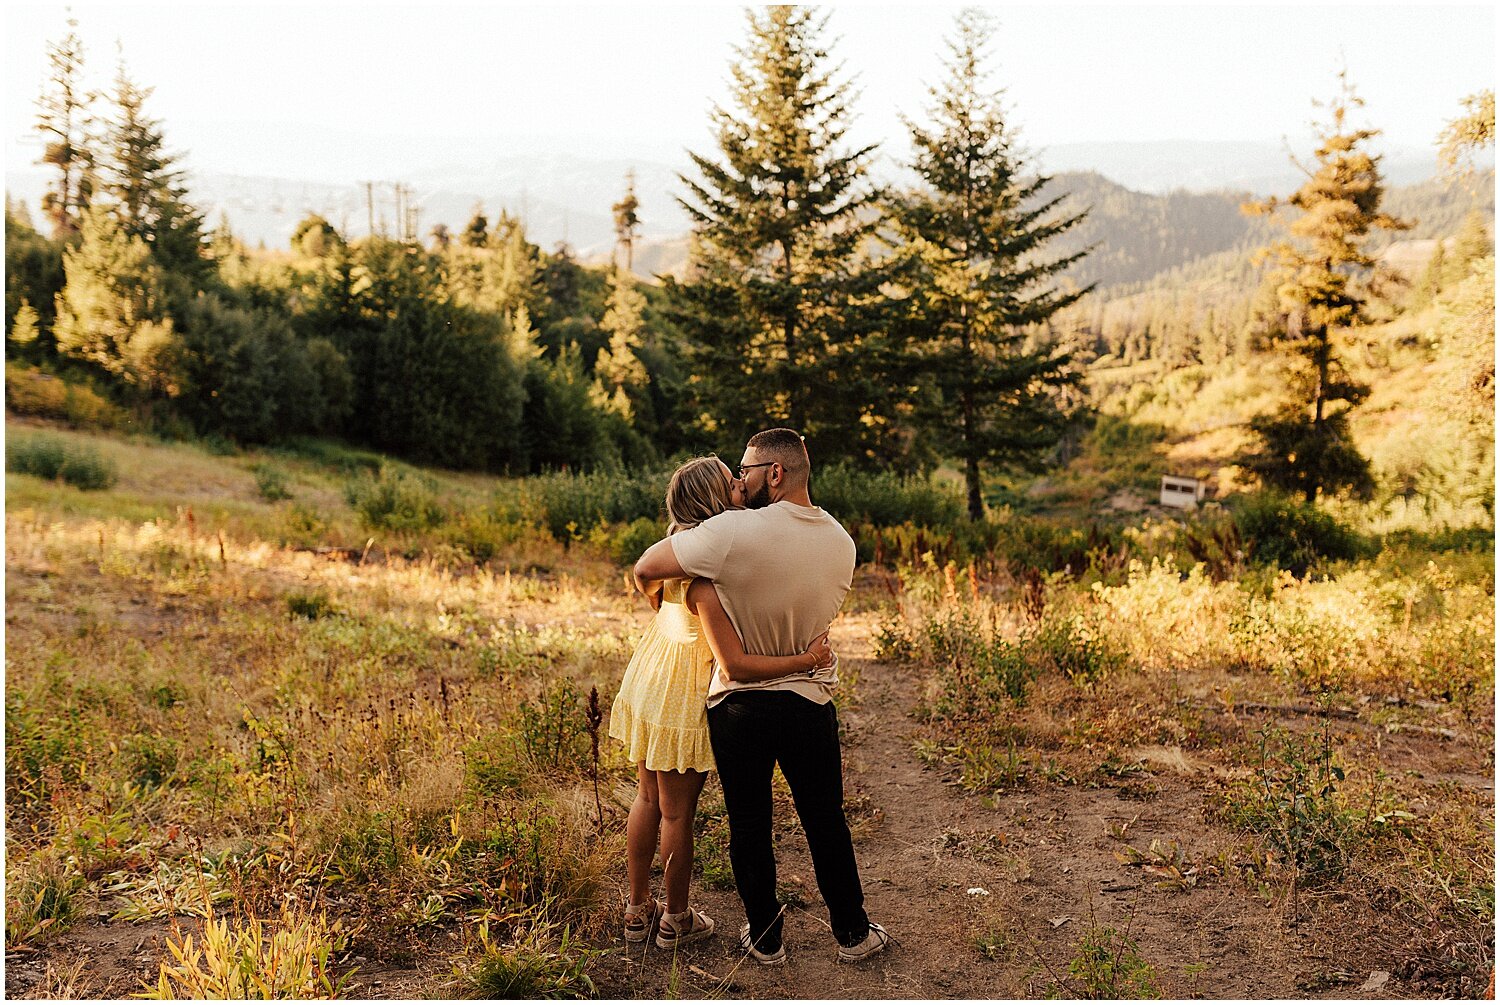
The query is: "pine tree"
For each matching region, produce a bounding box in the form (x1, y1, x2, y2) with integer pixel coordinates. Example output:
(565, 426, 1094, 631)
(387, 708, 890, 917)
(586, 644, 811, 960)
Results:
(291, 213, 344, 258)
(9, 300, 40, 346)
(53, 204, 180, 397)
(888, 8, 1089, 517)
(100, 57, 206, 277)
(461, 205, 489, 248)
(1413, 240, 1445, 310)
(666, 6, 899, 464)
(5, 197, 67, 343)
(594, 270, 650, 418)
(612, 170, 641, 272)
(1437, 89, 1495, 178)
(34, 16, 95, 240)
(1443, 210, 1493, 287)
(1240, 70, 1408, 502)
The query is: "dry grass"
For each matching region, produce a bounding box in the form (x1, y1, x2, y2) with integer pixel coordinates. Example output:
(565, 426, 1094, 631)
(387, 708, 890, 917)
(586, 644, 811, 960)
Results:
(887, 550, 1494, 996)
(5, 418, 1493, 997)
(5, 425, 648, 994)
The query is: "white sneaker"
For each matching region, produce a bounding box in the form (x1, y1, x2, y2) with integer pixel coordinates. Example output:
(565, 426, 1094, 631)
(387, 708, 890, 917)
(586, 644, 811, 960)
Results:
(737, 923, 788, 966)
(837, 921, 892, 963)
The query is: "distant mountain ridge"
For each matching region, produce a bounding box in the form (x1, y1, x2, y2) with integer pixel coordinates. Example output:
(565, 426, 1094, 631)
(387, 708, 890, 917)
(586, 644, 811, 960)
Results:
(6, 140, 1486, 288)
(1034, 139, 1453, 196)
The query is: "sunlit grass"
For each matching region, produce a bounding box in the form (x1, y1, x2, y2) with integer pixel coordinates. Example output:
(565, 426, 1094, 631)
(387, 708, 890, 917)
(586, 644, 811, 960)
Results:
(5, 417, 1492, 996)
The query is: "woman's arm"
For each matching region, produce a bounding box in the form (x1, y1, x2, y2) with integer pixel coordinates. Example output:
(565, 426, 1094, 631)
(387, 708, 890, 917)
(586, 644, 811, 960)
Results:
(632, 538, 687, 610)
(685, 578, 833, 683)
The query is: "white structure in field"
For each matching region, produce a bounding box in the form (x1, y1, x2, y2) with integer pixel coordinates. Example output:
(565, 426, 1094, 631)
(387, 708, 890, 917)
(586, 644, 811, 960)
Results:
(1159, 475, 1206, 509)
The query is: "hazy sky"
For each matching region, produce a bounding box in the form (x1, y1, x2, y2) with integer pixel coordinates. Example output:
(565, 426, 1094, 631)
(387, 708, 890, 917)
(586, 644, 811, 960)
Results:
(5, 2, 1494, 182)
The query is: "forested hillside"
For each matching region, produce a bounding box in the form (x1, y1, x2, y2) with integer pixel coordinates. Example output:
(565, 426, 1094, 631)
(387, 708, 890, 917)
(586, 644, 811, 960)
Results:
(5, 12, 1494, 533)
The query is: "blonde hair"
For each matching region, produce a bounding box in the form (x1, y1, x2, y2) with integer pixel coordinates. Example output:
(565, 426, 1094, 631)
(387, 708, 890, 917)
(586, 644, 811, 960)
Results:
(666, 456, 732, 534)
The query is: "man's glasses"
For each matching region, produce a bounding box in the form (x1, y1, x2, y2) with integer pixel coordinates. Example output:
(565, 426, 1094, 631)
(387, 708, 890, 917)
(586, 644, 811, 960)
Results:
(738, 462, 777, 478)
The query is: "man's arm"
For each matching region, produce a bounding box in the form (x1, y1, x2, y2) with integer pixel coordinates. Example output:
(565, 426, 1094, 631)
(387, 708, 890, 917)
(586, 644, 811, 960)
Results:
(632, 537, 687, 608)
(685, 579, 833, 683)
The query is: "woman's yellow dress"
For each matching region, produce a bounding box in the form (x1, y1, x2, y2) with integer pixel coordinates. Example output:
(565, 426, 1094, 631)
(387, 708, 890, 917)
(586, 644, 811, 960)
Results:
(609, 579, 716, 772)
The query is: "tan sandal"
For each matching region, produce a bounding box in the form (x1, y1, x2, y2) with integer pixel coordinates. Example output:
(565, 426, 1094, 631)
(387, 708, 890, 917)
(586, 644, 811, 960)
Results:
(624, 898, 663, 943)
(655, 906, 716, 949)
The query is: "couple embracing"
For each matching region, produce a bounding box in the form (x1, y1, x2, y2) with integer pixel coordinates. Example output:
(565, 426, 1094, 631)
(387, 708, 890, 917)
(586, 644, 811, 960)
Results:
(608, 428, 892, 966)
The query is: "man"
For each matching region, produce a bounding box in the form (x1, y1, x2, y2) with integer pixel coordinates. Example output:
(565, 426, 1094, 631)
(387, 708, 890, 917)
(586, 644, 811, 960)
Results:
(633, 428, 891, 965)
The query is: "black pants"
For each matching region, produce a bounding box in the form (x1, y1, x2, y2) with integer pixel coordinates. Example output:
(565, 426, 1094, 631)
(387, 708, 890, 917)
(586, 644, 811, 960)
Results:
(706, 690, 870, 950)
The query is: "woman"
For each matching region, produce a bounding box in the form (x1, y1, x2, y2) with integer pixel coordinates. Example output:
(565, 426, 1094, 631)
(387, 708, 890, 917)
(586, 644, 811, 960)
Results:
(609, 456, 834, 949)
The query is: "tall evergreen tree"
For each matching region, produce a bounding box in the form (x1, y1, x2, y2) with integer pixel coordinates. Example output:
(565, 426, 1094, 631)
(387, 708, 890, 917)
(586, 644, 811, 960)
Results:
(666, 5, 901, 465)
(1443, 210, 1494, 286)
(1438, 89, 1495, 178)
(53, 204, 180, 398)
(889, 8, 1090, 518)
(1241, 70, 1408, 502)
(9, 301, 41, 348)
(291, 213, 344, 258)
(461, 205, 490, 248)
(612, 169, 641, 272)
(34, 16, 95, 240)
(595, 270, 651, 418)
(100, 57, 206, 278)
(1413, 239, 1445, 310)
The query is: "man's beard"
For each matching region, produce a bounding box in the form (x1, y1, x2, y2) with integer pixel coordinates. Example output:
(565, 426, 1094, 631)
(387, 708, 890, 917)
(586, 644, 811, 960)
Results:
(747, 481, 773, 510)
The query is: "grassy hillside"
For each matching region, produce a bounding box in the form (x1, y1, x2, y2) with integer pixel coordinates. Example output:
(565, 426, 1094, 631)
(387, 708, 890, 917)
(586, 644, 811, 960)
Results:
(5, 415, 1491, 997)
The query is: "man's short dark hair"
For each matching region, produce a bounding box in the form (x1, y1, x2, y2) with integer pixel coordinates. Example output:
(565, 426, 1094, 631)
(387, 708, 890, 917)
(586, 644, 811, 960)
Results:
(746, 427, 809, 478)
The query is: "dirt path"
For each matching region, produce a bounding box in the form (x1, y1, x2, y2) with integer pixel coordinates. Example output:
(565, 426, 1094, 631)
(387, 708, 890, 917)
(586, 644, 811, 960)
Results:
(589, 628, 1419, 999)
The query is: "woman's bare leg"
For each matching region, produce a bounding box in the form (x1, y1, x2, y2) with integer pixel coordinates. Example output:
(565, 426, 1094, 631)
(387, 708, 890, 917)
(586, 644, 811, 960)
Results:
(626, 764, 660, 907)
(656, 769, 708, 914)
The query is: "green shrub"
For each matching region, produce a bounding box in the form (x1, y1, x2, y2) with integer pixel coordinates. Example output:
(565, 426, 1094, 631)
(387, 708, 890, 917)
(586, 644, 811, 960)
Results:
(529, 469, 667, 541)
(814, 462, 963, 527)
(121, 731, 180, 787)
(602, 516, 663, 567)
(252, 462, 293, 501)
(849, 516, 1125, 572)
(6, 435, 117, 490)
(1066, 923, 1161, 998)
(1033, 614, 1127, 685)
(465, 735, 525, 797)
(57, 449, 117, 491)
(6, 436, 68, 480)
(201, 433, 240, 457)
(280, 504, 330, 548)
(5, 852, 85, 948)
(461, 921, 597, 1000)
(286, 591, 337, 620)
(1230, 492, 1373, 574)
(4, 364, 128, 430)
(514, 681, 593, 776)
(693, 807, 736, 891)
(1219, 724, 1361, 884)
(439, 510, 536, 564)
(5, 698, 90, 807)
(277, 437, 383, 477)
(344, 467, 447, 532)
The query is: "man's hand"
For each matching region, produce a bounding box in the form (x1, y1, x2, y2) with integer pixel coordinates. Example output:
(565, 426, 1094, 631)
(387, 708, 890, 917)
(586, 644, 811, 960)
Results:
(644, 582, 664, 611)
(804, 631, 834, 672)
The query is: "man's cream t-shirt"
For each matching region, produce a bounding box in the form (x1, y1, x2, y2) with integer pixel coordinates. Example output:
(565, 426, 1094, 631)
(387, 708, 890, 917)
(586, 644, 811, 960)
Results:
(668, 501, 856, 707)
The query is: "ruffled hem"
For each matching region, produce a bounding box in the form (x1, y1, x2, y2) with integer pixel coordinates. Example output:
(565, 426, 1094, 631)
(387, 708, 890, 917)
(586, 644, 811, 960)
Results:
(609, 702, 716, 773)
